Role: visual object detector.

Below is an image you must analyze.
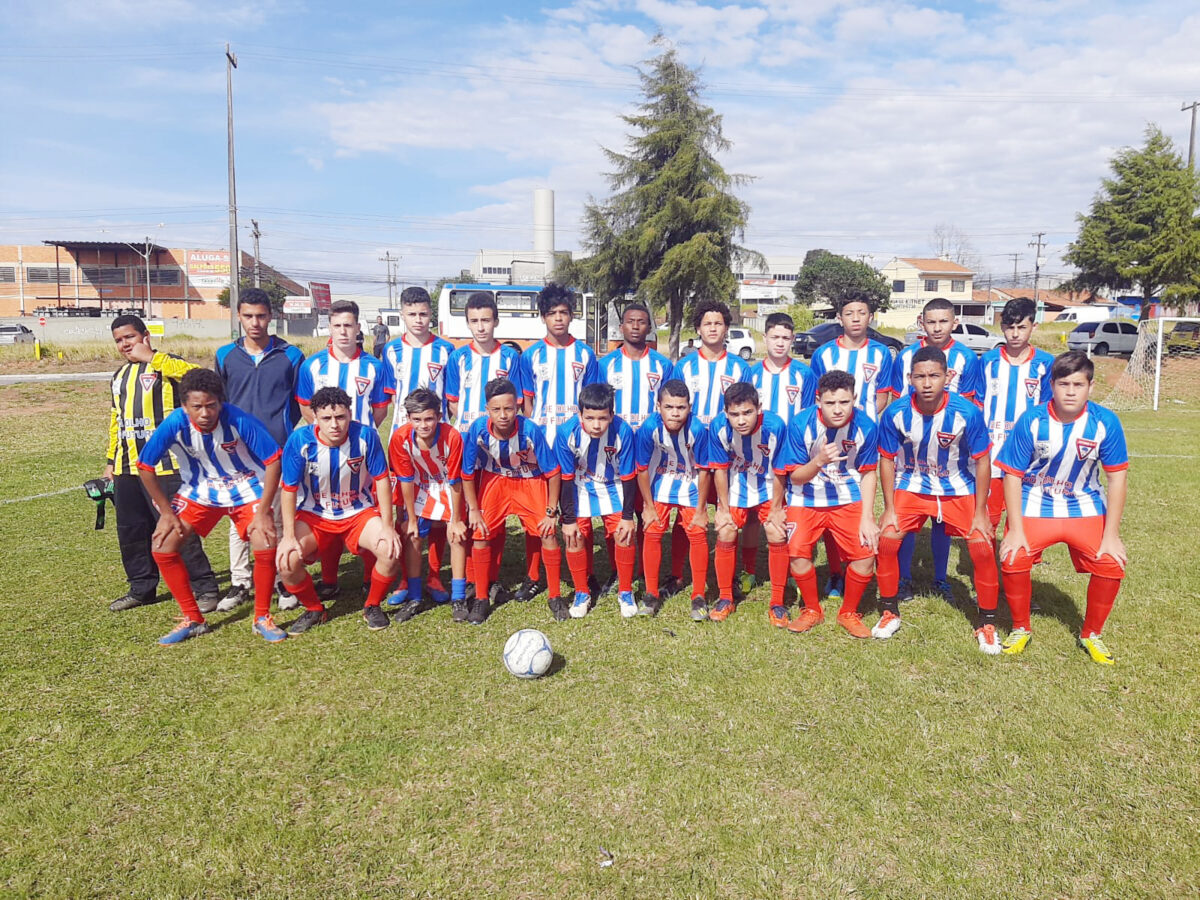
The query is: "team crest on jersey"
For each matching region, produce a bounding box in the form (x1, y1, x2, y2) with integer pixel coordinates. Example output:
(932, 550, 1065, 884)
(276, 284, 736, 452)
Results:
(354, 376, 371, 396)
(947, 369, 958, 384)
(518, 447, 538, 466)
(170, 496, 188, 514)
(862, 364, 878, 383)
(785, 384, 801, 404)
(646, 372, 662, 392)
(1024, 378, 1039, 399)
(571, 361, 586, 381)
(842, 439, 856, 455)
(220, 440, 238, 453)
(936, 431, 956, 449)
(426, 362, 443, 381)
(604, 445, 618, 462)
(496, 368, 509, 379)
(757, 442, 771, 455)
(1075, 438, 1098, 461)
(719, 375, 734, 391)
(138, 372, 158, 391)
(346, 455, 364, 474)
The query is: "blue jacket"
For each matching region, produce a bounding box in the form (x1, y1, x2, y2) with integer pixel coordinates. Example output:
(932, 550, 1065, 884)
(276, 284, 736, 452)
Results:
(215, 336, 306, 447)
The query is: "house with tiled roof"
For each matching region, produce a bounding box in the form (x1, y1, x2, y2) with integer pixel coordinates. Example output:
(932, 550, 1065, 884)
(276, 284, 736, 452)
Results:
(877, 257, 978, 326)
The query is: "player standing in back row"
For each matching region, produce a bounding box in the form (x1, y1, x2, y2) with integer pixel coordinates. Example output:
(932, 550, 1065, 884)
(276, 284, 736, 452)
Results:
(671, 299, 751, 426)
(382, 286, 454, 430)
(599, 302, 672, 430)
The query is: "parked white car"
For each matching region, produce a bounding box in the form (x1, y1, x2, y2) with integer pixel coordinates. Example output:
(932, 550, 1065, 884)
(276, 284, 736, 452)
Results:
(682, 326, 757, 359)
(904, 322, 1003, 354)
(1067, 319, 1140, 356)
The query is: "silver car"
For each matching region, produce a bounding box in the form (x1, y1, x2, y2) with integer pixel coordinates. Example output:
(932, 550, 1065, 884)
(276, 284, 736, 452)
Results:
(904, 322, 1003, 354)
(0, 324, 36, 345)
(1066, 319, 1139, 356)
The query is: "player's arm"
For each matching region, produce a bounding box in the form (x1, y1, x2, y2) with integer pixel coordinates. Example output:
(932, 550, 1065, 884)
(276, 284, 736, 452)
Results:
(559, 473, 582, 550)
(138, 417, 185, 547)
(540, 471, 562, 539)
(249, 458, 281, 546)
(462, 473, 488, 539)
(858, 469, 880, 550)
(694, 468, 712, 529)
(152, 351, 197, 381)
(447, 481, 468, 543)
(105, 404, 118, 479)
(1098, 468, 1128, 568)
(276, 479, 305, 572)
(877, 455, 898, 533)
(998, 472, 1028, 564)
(373, 473, 403, 560)
(399, 480, 419, 542)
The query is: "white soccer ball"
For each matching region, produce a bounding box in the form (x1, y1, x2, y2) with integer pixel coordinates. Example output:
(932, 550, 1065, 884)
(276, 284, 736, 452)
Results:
(503, 629, 553, 679)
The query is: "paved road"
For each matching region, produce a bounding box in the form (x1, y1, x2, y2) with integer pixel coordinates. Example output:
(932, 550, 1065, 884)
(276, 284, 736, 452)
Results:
(0, 371, 111, 385)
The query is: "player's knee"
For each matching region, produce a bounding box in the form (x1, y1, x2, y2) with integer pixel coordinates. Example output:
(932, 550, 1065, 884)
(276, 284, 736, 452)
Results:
(790, 557, 813, 576)
(849, 556, 874, 576)
(716, 525, 737, 543)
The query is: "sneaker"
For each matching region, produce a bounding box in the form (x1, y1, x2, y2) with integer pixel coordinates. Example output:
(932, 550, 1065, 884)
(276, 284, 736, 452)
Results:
(660, 575, 685, 599)
(287, 608, 328, 635)
(896, 578, 914, 604)
(617, 590, 638, 618)
(871, 611, 902, 640)
(315, 581, 339, 603)
(767, 604, 790, 629)
(548, 596, 570, 622)
(390, 599, 422, 623)
(467, 596, 489, 625)
(709, 598, 736, 622)
(464, 583, 477, 603)
(933, 579, 957, 606)
(276, 583, 299, 611)
(451, 600, 469, 623)
(1002, 627, 1033, 656)
(157, 618, 210, 645)
(823, 575, 844, 600)
(637, 594, 662, 617)
(384, 589, 409, 608)
(252, 615, 288, 643)
(1078, 634, 1115, 665)
(215, 584, 250, 612)
(489, 583, 511, 607)
(110, 592, 154, 612)
(836, 610, 872, 639)
(690, 595, 709, 622)
(787, 607, 824, 634)
(428, 583, 450, 605)
(196, 592, 221, 614)
(362, 605, 390, 631)
(513, 578, 544, 603)
(975, 624, 1001, 655)
(569, 590, 591, 619)
(600, 573, 619, 598)
(737, 572, 757, 598)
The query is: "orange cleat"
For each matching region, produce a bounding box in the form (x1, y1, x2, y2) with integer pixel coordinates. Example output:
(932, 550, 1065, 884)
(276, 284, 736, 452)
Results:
(708, 598, 736, 622)
(767, 604, 790, 628)
(836, 610, 872, 639)
(787, 607, 824, 634)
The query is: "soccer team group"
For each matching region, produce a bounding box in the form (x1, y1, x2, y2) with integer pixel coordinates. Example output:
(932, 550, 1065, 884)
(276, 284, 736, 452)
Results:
(107, 281, 1130, 664)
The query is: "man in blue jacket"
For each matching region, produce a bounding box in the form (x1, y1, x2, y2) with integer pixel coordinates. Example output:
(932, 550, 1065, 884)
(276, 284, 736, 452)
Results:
(214, 288, 306, 611)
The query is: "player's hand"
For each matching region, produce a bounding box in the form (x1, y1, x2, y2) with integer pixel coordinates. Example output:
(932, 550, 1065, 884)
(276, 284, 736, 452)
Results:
(151, 512, 186, 550)
(447, 519, 468, 544)
(999, 528, 1030, 565)
(127, 340, 155, 364)
(614, 518, 636, 547)
(379, 526, 404, 561)
(970, 511, 992, 543)
(815, 442, 848, 467)
(1097, 534, 1127, 570)
(765, 505, 786, 533)
(468, 507, 488, 539)
(859, 515, 880, 552)
(275, 535, 302, 572)
(692, 505, 709, 531)
(537, 515, 558, 540)
(877, 509, 898, 535)
(405, 518, 420, 542)
(249, 510, 277, 546)
(640, 503, 660, 530)
(713, 507, 733, 531)
(561, 522, 582, 550)
(102, 464, 114, 480)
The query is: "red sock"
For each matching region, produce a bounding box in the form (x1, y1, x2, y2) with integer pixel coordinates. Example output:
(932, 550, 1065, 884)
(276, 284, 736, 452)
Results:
(365, 564, 394, 608)
(841, 566, 872, 616)
(1082, 576, 1121, 637)
(543, 546, 562, 599)
(565, 546, 590, 593)
(615, 540, 636, 592)
(473, 543, 492, 600)
(318, 539, 342, 587)
(643, 533, 664, 595)
(361, 549, 378, 591)
(1002, 569, 1033, 631)
(525, 534, 542, 582)
(715, 539, 737, 600)
(794, 566, 820, 612)
(741, 540, 756, 578)
(252, 549, 277, 619)
(466, 554, 475, 584)
(152, 551, 203, 623)
(824, 533, 844, 576)
(489, 532, 505, 582)
(966, 538, 999, 612)
(877, 534, 903, 599)
(687, 529, 708, 598)
(428, 530, 446, 587)
(283, 573, 325, 613)
(768, 542, 788, 606)
(670, 518, 687, 578)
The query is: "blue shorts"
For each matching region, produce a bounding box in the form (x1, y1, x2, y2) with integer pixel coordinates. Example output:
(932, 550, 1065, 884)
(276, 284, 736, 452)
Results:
(399, 509, 434, 538)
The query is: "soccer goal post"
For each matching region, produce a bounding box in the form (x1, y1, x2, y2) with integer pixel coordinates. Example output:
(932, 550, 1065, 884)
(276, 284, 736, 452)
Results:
(1103, 316, 1200, 411)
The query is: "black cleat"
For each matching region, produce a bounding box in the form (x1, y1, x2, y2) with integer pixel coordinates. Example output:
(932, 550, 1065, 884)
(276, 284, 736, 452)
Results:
(196, 592, 221, 615)
(489, 583, 512, 607)
(690, 595, 709, 621)
(467, 596, 489, 625)
(513, 578, 544, 603)
(660, 575, 685, 599)
(451, 600, 469, 623)
(548, 596, 570, 621)
(390, 600, 422, 623)
(315, 581, 339, 603)
(287, 607, 329, 635)
(110, 592, 154, 612)
(362, 605, 390, 631)
(637, 593, 662, 617)
(897, 578, 915, 604)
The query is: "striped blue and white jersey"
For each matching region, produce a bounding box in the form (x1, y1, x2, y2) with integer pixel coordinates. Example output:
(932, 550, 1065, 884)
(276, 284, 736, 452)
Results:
(518, 337, 600, 445)
(382, 333, 456, 429)
(295, 348, 389, 428)
(598, 345, 673, 429)
(444, 341, 522, 433)
(996, 401, 1128, 518)
(635, 413, 707, 506)
(462, 415, 559, 480)
(889, 338, 982, 399)
(670, 351, 752, 425)
(810, 337, 895, 422)
(281, 422, 388, 520)
(879, 393, 991, 497)
(555, 415, 637, 517)
(138, 404, 281, 507)
(784, 406, 879, 508)
(979, 346, 1055, 478)
(703, 410, 789, 507)
(748, 358, 817, 424)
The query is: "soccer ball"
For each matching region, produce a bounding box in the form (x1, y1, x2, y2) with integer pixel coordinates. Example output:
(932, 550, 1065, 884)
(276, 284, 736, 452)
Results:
(503, 629, 553, 679)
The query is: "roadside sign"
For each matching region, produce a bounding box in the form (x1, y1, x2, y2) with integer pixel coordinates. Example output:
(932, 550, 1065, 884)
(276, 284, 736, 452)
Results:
(38, 316, 46, 327)
(147, 320, 166, 337)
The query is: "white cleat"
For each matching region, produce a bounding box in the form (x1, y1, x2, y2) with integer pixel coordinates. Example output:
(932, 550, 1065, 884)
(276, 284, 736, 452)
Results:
(871, 611, 902, 640)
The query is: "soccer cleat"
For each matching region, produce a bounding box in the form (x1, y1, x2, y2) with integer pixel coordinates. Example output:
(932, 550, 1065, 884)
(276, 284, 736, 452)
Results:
(767, 604, 790, 629)
(466, 596, 489, 625)
(871, 611, 902, 640)
(110, 592, 155, 612)
(569, 591, 592, 619)
(660, 575, 685, 600)
(637, 594, 662, 617)
(287, 608, 328, 635)
(1078, 634, 1115, 665)
(384, 589, 409, 608)
(896, 578, 914, 604)
(362, 605, 391, 631)
(428, 584, 450, 605)
(451, 600, 469, 623)
(390, 600, 422, 624)
(975, 624, 1001, 655)
(316, 581, 340, 603)
(836, 610, 872, 639)
(933, 579, 957, 607)
(709, 598, 736, 622)
(157, 619, 210, 645)
(823, 575, 844, 600)
(215, 584, 250, 612)
(787, 607, 825, 634)
(513, 578, 544, 603)
(196, 592, 221, 614)
(617, 591, 638, 618)
(488, 583, 511, 607)
(548, 596, 570, 622)
(600, 573, 619, 598)
(252, 615, 288, 643)
(690, 596, 709, 622)
(1002, 628, 1032, 655)
(276, 583, 299, 611)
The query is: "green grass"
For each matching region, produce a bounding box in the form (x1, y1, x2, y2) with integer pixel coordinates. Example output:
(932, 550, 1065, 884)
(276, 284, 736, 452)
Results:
(2, 382, 1198, 898)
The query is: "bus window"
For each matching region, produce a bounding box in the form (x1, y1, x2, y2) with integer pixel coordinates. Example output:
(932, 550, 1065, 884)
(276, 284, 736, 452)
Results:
(495, 291, 540, 317)
(448, 290, 482, 315)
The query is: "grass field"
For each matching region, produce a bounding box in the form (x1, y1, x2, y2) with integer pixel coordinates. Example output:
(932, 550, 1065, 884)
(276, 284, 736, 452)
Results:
(2, 380, 1199, 898)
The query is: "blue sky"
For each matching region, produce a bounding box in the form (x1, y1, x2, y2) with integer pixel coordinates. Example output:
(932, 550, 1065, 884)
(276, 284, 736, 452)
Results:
(3, 0, 1199, 298)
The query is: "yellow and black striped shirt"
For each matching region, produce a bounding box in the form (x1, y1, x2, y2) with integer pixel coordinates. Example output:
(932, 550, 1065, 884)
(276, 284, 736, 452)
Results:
(107, 352, 197, 475)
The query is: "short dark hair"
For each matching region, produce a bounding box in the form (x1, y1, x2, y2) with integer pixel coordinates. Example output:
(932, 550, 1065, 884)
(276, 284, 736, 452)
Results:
(111, 314, 147, 335)
(817, 370, 857, 396)
(403, 387, 442, 417)
(237, 287, 272, 312)
(911, 345, 948, 371)
(922, 297, 955, 317)
(658, 378, 690, 402)
(621, 301, 652, 323)
(484, 377, 518, 402)
(537, 282, 575, 318)
(330, 299, 359, 319)
(578, 382, 615, 412)
(311, 386, 352, 413)
(691, 298, 731, 330)
(764, 312, 795, 333)
(400, 286, 431, 307)
(724, 381, 760, 408)
(465, 291, 497, 319)
(1001, 298, 1037, 326)
(179, 368, 226, 402)
(836, 290, 878, 315)
(1051, 350, 1094, 382)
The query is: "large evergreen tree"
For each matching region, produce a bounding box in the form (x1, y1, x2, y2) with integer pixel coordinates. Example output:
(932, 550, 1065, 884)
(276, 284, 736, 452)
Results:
(565, 38, 759, 359)
(792, 249, 891, 310)
(1064, 126, 1200, 321)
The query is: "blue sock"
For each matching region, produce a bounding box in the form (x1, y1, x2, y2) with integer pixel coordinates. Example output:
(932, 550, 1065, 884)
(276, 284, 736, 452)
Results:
(899, 532, 915, 580)
(931, 522, 951, 582)
(451, 578, 466, 601)
(407, 576, 423, 603)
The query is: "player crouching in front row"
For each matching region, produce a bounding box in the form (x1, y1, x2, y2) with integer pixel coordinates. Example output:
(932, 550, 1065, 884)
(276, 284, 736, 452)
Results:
(138, 368, 283, 645)
(275, 386, 404, 634)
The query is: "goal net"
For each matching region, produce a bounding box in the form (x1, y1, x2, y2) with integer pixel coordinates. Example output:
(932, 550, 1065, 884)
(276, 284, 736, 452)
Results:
(1102, 317, 1200, 410)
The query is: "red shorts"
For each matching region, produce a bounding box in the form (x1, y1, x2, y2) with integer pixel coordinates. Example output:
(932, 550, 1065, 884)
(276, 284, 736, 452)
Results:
(474, 473, 549, 540)
(172, 496, 259, 540)
(893, 491, 987, 540)
(1001, 515, 1125, 579)
(728, 503, 772, 529)
(576, 513, 624, 539)
(786, 503, 873, 561)
(644, 501, 706, 536)
(297, 508, 379, 560)
(986, 478, 1005, 528)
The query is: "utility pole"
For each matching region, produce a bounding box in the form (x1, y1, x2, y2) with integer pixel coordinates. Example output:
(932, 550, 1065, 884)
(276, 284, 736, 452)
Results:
(1183, 101, 1199, 171)
(251, 219, 262, 288)
(1008, 253, 1021, 287)
(1029, 232, 1046, 305)
(380, 251, 397, 304)
(226, 43, 240, 339)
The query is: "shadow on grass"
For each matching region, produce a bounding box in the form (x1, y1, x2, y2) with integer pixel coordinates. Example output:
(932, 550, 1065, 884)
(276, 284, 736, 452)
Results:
(1027, 577, 1085, 634)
